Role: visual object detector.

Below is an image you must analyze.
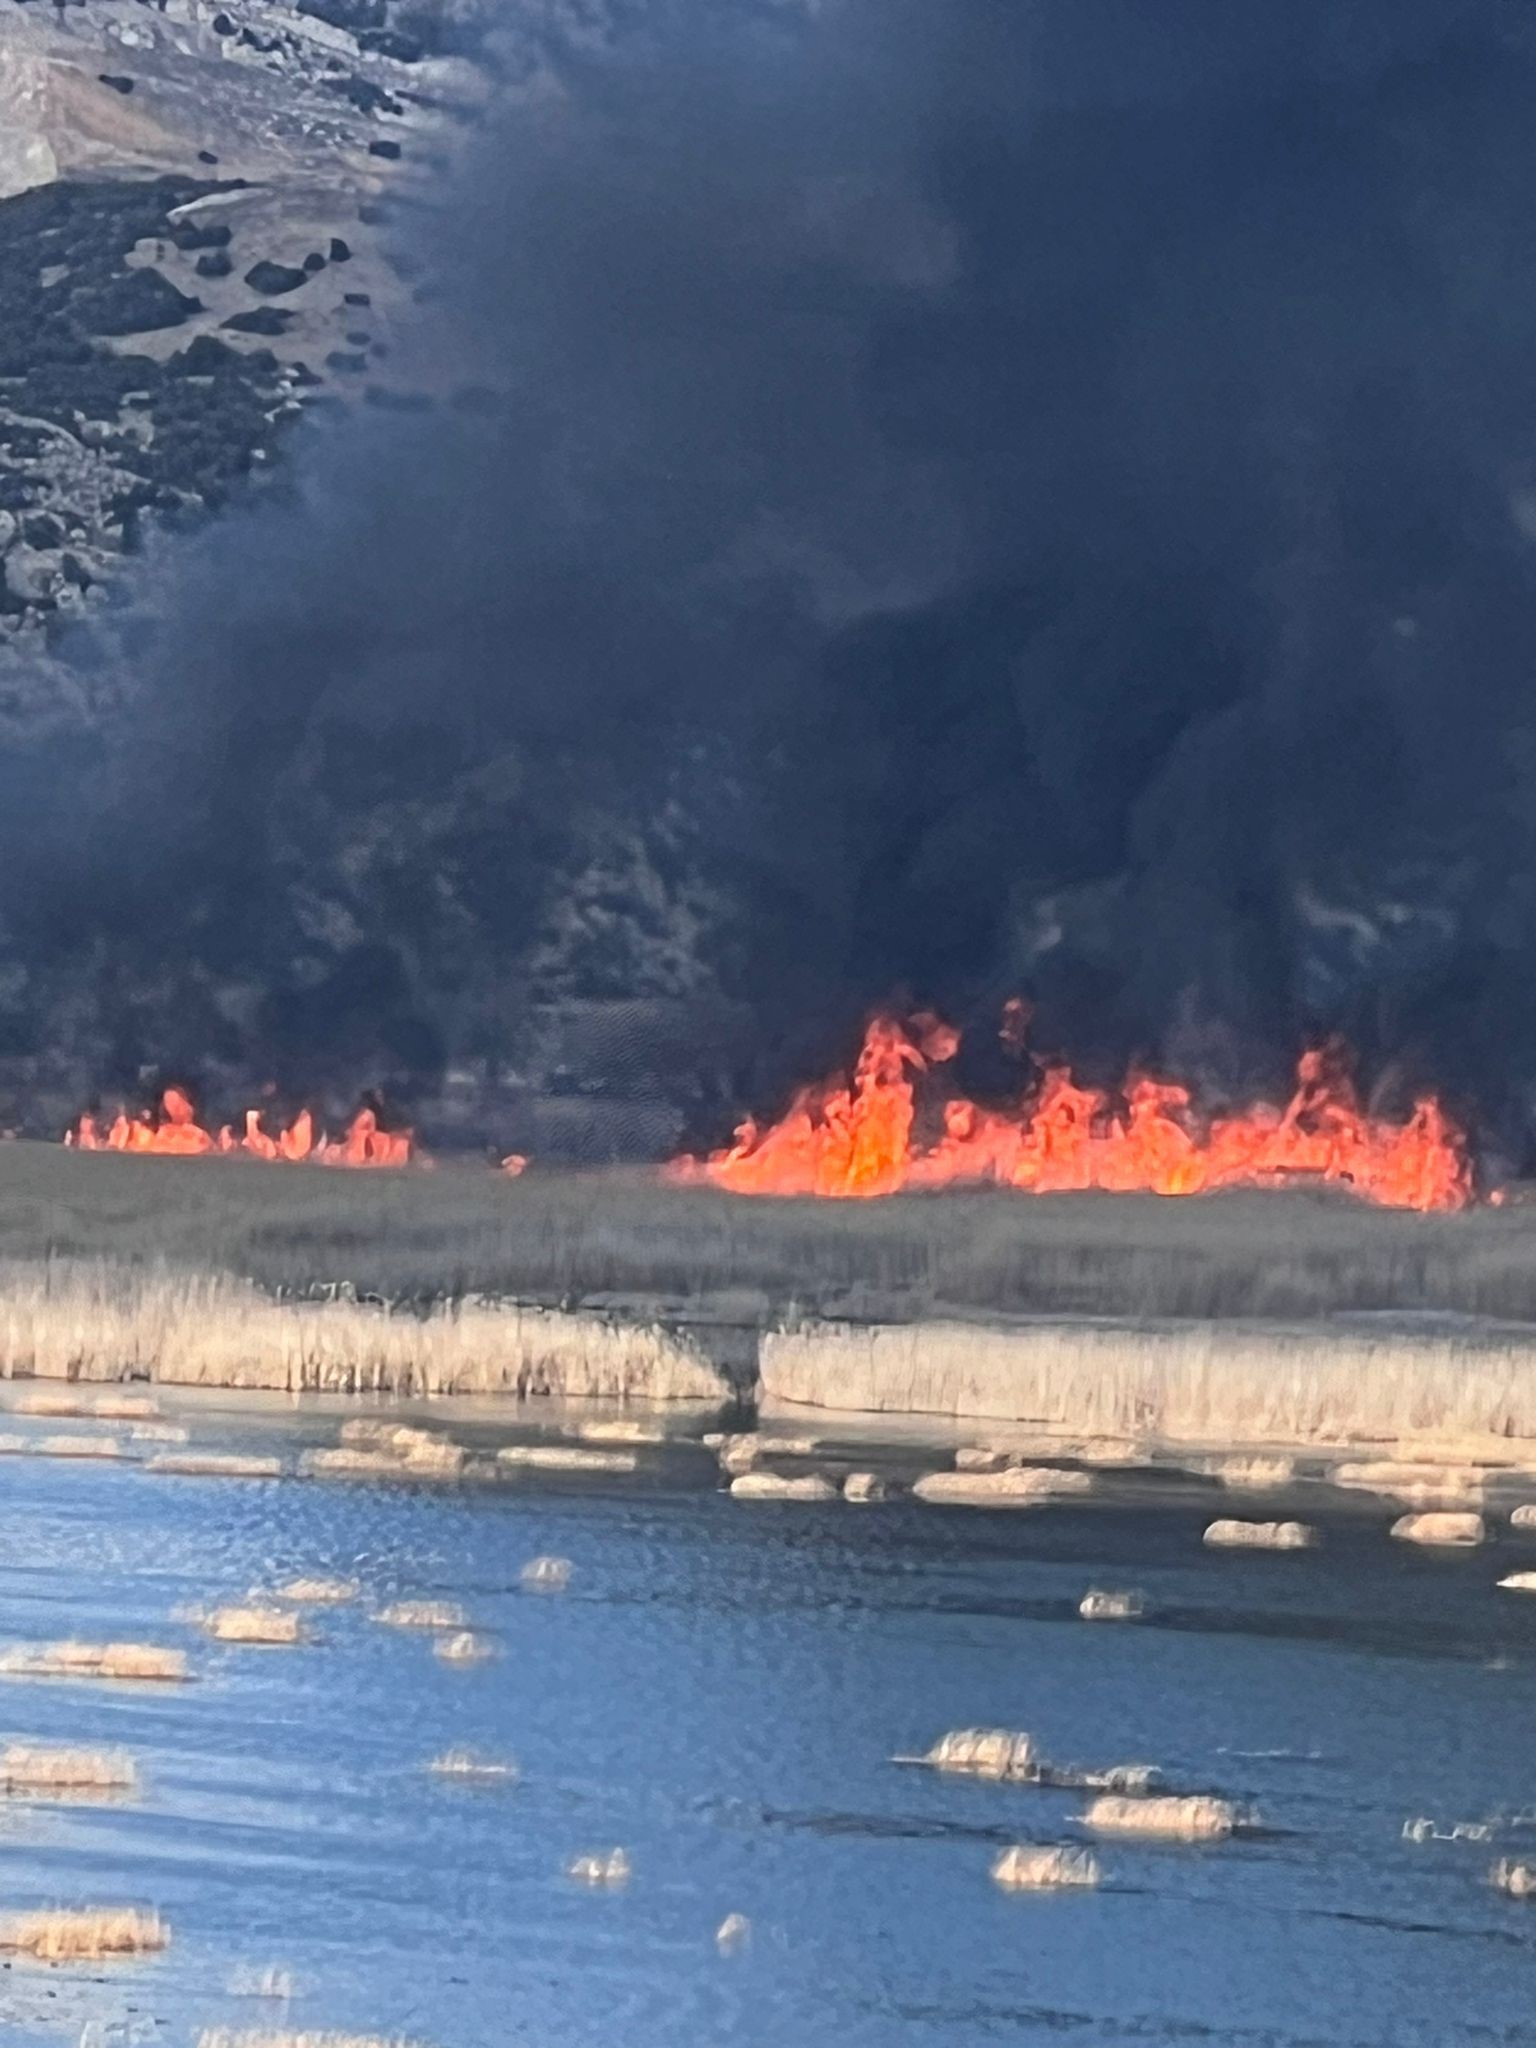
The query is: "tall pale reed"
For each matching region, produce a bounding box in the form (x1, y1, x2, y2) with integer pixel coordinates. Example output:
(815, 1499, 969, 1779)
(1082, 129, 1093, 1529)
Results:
(761, 1315, 1536, 1450)
(0, 1259, 727, 1401)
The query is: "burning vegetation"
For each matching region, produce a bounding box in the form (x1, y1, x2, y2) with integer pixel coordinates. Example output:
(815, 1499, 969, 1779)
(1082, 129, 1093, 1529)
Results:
(52, 1005, 1473, 1214)
(65, 1089, 415, 1167)
(671, 1014, 1471, 1212)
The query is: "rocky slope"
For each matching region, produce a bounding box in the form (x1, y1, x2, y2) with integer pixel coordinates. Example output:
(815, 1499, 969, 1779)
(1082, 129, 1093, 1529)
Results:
(0, 0, 482, 691)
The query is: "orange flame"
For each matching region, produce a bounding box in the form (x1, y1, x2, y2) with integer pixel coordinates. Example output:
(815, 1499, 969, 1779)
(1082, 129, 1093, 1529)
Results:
(65, 1092, 416, 1168)
(671, 1014, 1472, 1212)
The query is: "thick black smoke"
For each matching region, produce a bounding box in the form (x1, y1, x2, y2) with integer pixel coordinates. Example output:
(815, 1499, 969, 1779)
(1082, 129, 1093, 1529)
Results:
(8, 0, 1536, 1160)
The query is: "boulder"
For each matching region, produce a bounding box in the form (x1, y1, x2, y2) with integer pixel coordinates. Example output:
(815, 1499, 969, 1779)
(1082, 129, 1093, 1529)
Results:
(244, 260, 309, 296)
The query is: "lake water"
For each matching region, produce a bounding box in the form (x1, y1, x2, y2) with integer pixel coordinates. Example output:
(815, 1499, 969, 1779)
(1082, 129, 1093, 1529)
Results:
(2, 1401, 1535, 2047)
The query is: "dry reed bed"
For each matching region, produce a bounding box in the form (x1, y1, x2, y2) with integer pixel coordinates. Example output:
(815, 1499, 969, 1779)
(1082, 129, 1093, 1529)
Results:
(916, 1729, 1040, 1780)
(496, 1444, 639, 1473)
(433, 1630, 493, 1664)
(567, 1848, 630, 1886)
(16, 1142, 1536, 1329)
(36, 1434, 132, 1460)
(992, 1845, 1101, 1890)
(729, 1471, 837, 1501)
(1081, 1795, 1240, 1841)
(519, 1556, 572, 1590)
(762, 1315, 1536, 1449)
(0, 1640, 189, 1683)
(150, 1453, 284, 1478)
(272, 1577, 360, 1605)
(912, 1465, 1096, 1508)
(1204, 1519, 1319, 1551)
(844, 1470, 894, 1502)
(203, 1606, 305, 1646)
(196, 2035, 429, 2048)
(374, 1601, 465, 1631)
(1079, 1587, 1144, 1620)
(0, 1743, 137, 1797)
(427, 1748, 518, 1782)
(0, 1907, 166, 1959)
(0, 1259, 727, 1401)
(225, 1963, 296, 1999)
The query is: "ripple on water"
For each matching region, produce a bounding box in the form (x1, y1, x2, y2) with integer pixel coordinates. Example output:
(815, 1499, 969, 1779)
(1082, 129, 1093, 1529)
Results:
(0, 1431, 1533, 2045)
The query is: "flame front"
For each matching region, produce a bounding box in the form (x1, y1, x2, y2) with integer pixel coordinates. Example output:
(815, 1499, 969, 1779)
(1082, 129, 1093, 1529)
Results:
(671, 1016, 1472, 1212)
(65, 1094, 414, 1168)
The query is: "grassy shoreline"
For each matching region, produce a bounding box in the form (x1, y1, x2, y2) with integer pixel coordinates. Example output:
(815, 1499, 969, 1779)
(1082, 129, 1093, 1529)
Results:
(6, 1141, 1536, 1326)
(7, 1145, 1536, 1442)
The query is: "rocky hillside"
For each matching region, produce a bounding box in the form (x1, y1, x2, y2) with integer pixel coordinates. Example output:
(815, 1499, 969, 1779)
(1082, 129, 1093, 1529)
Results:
(0, 0, 483, 700)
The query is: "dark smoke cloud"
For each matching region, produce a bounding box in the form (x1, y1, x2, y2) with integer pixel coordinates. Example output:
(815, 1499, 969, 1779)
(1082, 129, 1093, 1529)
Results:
(8, 0, 1536, 1159)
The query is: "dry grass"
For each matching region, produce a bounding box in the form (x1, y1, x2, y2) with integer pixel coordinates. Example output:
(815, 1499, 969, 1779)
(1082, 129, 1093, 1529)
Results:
(204, 1606, 304, 1646)
(0, 1640, 188, 1683)
(916, 1729, 1040, 1781)
(1211, 1455, 1296, 1488)
(0, 1743, 137, 1797)
(912, 1467, 1096, 1507)
(0, 1254, 729, 1401)
(1203, 1520, 1318, 1550)
(0, 1907, 167, 1959)
(196, 2035, 427, 2048)
(13, 1143, 1536, 1329)
(10, 1143, 1536, 1440)
(271, 1577, 359, 1605)
(1081, 1795, 1238, 1841)
(1079, 1588, 1144, 1621)
(764, 1313, 1536, 1450)
(9, 1391, 91, 1416)
(1391, 1511, 1487, 1545)
(1332, 1460, 1485, 1504)
(149, 1453, 284, 1478)
(373, 1601, 465, 1630)
(392, 1436, 467, 1477)
(843, 1470, 894, 1502)
(496, 1444, 638, 1473)
(729, 1471, 837, 1501)
(563, 1417, 669, 1444)
(1074, 1762, 1162, 1794)
(566, 1848, 630, 1886)
(991, 1845, 1100, 1890)
(427, 1748, 518, 1782)
(89, 1395, 159, 1421)
(300, 1448, 405, 1479)
(519, 1556, 572, 1590)
(226, 1964, 297, 1999)
(433, 1630, 493, 1664)
(36, 1434, 130, 1460)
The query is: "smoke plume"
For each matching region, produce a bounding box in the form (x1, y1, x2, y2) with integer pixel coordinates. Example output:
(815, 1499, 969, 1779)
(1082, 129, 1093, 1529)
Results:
(6, 0, 1536, 1161)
